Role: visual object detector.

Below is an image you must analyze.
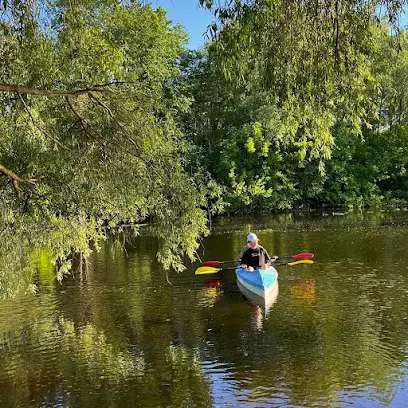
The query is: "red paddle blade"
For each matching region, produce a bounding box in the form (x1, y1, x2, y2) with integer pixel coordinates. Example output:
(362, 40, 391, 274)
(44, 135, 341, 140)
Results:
(201, 260, 223, 266)
(201, 260, 237, 266)
(291, 252, 314, 259)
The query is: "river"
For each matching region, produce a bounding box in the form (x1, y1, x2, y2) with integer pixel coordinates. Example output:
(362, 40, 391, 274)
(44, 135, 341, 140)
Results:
(1, 210, 408, 407)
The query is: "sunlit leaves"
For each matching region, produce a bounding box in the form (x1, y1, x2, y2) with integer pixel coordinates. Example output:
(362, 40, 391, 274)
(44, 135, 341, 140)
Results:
(0, 1, 209, 294)
(198, 0, 408, 168)
(185, 1, 408, 212)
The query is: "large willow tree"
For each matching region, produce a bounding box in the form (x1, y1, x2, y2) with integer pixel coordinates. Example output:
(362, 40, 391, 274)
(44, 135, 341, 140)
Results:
(199, 0, 408, 167)
(0, 0, 208, 294)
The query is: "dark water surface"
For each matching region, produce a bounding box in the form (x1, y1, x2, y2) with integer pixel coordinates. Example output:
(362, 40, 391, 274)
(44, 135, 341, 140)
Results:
(1, 211, 408, 407)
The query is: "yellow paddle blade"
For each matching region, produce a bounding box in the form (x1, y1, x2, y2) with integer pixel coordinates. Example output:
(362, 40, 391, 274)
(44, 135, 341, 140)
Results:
(195, 266, 221, 275)
(287, 259, 314, 266)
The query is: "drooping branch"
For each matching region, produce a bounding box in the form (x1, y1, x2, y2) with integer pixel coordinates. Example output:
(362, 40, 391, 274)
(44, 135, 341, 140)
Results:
(16, 92, 67, 149)
(87, 93, 165, 183)
(0, 163, 36, 198)
(65, 96, 114, 152)
(334, 0, 340, 64)
(0, 81, 140, 97)
(0, 164, 35, 183)
(88, 92, 141, 151)
(0, 83, 105, 97)
(66, 96, 94, 136)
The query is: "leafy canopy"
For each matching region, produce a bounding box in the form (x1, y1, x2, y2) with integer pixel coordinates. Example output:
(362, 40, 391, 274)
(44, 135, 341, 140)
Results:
(0, 0, 208, 292)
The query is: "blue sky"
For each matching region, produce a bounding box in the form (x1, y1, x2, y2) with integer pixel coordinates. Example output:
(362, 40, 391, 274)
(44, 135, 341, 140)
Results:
(149, 1, 408, 49)
(149, 0, 214, 49)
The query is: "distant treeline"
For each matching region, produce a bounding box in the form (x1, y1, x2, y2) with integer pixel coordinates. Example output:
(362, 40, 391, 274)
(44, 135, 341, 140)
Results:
(183, 1, 408, 213)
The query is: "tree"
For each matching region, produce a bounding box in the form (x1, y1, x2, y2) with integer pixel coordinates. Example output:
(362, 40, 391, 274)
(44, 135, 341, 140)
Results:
(0, 0, 208, 291)
(199, 0, 408, 166)
(370, 25, 408, 128)
(181, 46, 326, 213)
(178, 1, 408, 212)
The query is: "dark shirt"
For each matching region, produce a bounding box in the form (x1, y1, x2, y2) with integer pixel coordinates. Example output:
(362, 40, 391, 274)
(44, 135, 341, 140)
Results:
(240, 245, 271, 269)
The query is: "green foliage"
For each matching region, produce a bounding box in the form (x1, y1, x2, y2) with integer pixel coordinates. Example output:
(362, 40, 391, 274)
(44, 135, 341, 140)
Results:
(370, 25, 408, 128)
(197, 0, 391, 162)
(321, 125, 408, 207)
(0, 0, 208, 295)
(4, 0, 408, 294)
(0, 208, 105, 298)
(181, 48, 327, 213)
(180, 3, 408, 213)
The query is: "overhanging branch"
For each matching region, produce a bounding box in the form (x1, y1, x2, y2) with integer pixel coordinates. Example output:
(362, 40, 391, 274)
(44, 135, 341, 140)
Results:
(66, 96, 93, 136)
(16, 92, 66, 149)
(88, 92, 141, 151)
(0, 83, 104, 97)
(0, 81, 139, 97)
(0, 164, 36, 183)
(0, 163, 36, 198)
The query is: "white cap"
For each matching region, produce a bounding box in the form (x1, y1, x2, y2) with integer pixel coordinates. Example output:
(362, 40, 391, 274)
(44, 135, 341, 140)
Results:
(247, 232, 258, 242)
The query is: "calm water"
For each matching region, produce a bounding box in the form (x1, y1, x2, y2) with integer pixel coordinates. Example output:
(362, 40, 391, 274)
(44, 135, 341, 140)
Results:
(1, 211, 408, 407)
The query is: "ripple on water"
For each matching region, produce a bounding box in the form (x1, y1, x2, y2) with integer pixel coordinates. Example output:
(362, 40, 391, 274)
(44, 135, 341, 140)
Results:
(3, 215, 408, 407)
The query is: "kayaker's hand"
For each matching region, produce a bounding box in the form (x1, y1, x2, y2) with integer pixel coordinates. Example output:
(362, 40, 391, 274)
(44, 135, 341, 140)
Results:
(240, 264, 247, 269)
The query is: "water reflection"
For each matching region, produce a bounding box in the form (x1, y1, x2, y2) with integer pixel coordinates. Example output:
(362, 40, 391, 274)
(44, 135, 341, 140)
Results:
(290, 279, 316, 301)
(2, 211, 408, 407)
(198, 279, 223, 308)
(237, 281, 279, 332)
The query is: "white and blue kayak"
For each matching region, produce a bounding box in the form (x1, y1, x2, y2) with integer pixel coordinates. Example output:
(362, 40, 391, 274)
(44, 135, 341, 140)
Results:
(235, 266, 278, 299)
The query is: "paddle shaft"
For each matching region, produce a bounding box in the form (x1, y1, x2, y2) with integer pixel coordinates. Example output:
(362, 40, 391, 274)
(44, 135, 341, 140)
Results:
(201, 252, 314, 267)
(217, 263, 290, 271)
(195, 259, 314, 275)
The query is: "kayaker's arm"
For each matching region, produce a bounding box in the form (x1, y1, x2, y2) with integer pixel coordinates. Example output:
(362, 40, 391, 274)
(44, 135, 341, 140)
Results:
(261, 247, 278, 265)
(260, 247, 273, 265)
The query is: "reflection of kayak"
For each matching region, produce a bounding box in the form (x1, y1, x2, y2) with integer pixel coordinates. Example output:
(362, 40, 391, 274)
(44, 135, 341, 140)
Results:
(237, 279, 279, 309)
(235, 266, 278, 299)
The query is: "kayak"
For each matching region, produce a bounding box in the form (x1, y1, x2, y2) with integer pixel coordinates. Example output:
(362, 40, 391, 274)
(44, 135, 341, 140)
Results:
(237, 279, 279, 308)
(235, 266, 278, 299)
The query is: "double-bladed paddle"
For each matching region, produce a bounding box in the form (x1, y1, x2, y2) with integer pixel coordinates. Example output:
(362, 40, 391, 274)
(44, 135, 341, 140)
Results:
(195, 259, 314, 275)
(200, 252, 314, 267)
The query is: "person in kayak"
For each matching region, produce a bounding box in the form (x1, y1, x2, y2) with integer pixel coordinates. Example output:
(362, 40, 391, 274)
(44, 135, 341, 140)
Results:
(239, 232, 277, 270)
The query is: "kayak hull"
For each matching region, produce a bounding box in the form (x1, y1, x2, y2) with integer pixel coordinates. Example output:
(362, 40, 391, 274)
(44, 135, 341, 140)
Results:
(237, 280, 279, 308)
(235, 266, 278, 299)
